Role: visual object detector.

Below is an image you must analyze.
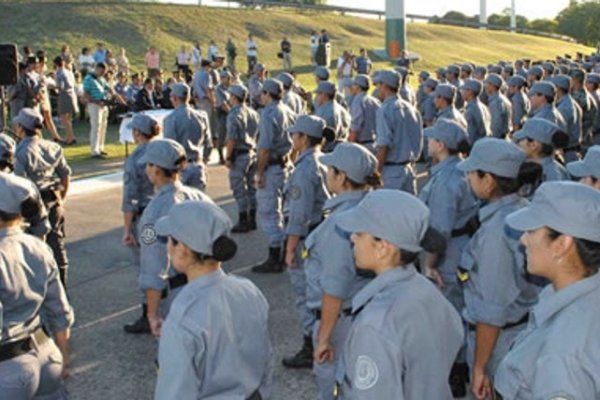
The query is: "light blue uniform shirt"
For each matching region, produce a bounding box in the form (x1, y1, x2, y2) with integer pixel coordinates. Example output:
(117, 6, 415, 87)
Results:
(531, 104, 568, 133)
(256, 100, 295, 158)
(14, 136, 71, 191)
(192, 70, 212, 100)
(283, 90, 306, 116)
(248, 75, 264, 107)
(163, 104, 210, 163)
(349, 92, 380, 144)
(487, 92, 512, 138)
(540, 156, 569, 182)
(340, 265, 464, 400)
(316, 100, 351, 143)
(556, 94, 583, 149)
(510, 90, 530, 129)
(122, 142, 154, 214)
(226, 104, 259, 151)
(436, 105, 468, 129)
(495, 272, 600, 400)
(375, 94, 423, 163)
(138, 182, 212, 291)
(284, 148, 329, 237)
(399, 84, 416, 106)
(304, 191, 370, 310)
(421, 93, 437, 124)
(463, 98, 492, 143)
(155, 268, 273, 400)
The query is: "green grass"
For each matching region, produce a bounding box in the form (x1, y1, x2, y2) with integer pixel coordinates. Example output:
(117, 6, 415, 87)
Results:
(1, 1, 593, 173)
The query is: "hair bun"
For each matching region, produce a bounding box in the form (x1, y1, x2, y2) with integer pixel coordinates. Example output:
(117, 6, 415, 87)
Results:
(420, 227, 447, 254)
(212, 236, 237, 262)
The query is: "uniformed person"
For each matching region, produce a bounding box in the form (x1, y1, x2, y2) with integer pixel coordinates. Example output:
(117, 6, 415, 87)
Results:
(304, 142, 380, 399)
(281, 115, 330, 369)
(433, 83, 468, 128)
(122, 114, 160, 334)
(528, 81, 567, 133)
(0, 176, 74, 399)
(446, 64, 465, 110)
(251, 79, 296, 273)
(335, 189, 464, 399)
(541, 62, 555, 80)
(136, 139, 212, 336)
(278, 72, 306, 116)
(312, 66, 348, 111)
(460, 63, 474, 80)
(552, 75, 583, 162)
(506, 75, 530, 133)
(248, 63, 267, 110)
(456, 138, 543, 399)
(314, 81, 351, 152)
(153, 201, 273, 400)
(421, 77, 439, 127)
(436, 67, 447, 84)
(484, 74, 512, 139)
(13, 108, 72, 288)
(585, 73, 600, 144)
(495, 181, 600, 399)
(192, 59, 215, 118)
(416, 70, 430, 110)
(347, 74, 380, 153)
(163, 83, 210, 191)
(567, 145, 600, 189)
(395, 66, 416, 106)
(460, 78, 492, 143)
(514, 118, 570, 182)
(225, 84, 260, 233)
(374, 70, 423, 193)
(570, 67, 597, 146)
(214, 69, 232, 164)
(514, 59, 528, 78)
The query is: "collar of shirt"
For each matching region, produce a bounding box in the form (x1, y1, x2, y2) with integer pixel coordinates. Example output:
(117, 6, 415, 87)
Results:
(322, 191, 366, 213)
(488, 92, 500, 101)
(0, 226, 22, 239)
(352, 264, 418, 313)
(295, 147, 317, 166)
(383, 94, 400, 106)
(436, 105, 453, 117)
(186, 267, 227, 292)
(531, 272, 600, 328)
(478, 193, 521, 223)
(430, 155, 459, 176)
(556, 95, 569, 106)
(155, 181, 180, 196)
(533, 104, 552, 116)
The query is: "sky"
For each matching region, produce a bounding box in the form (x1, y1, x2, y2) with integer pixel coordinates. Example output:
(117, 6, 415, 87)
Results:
(180, 0, 572, 20)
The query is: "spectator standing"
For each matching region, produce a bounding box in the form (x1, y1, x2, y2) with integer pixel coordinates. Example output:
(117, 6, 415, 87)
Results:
(105, 49, 117, 74)
(116, 47, 129, 75)
(225, 37, 237, 71)
(310, 30, 319, 66)
(208, 40, 219, 62)
(337, 51, 354, 91)
(246, 34, 258, 74)
(318, 29, 331, 67)
(35, 53, 63, 143)
(83, 63, 110, 158)
(93, 42, 107, 64)
(280, 37, 292, 70)
(145, 46, 161, 79)
(354, 48, 372, 75)
(54, 57, 78, 145)
(176, 45, 190, 79)
(78, 47, 95, 77)
(192, 41, 202, 71)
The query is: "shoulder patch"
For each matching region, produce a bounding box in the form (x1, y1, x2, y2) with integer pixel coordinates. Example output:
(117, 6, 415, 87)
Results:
(547, 396, 575, 400)
(290, 184, 302, 200)
(354, 355, 379, 391)
(140, 224, 157, 245)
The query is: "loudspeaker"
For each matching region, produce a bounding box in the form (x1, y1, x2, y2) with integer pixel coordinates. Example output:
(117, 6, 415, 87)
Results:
(0, 44, 18, 86)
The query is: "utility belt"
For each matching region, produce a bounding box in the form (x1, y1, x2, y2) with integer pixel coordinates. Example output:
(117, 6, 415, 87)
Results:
(229, 148, 252, 163)
(311, 308, 352, 320)
(0, 327, 49, 363)
(467, 313, 529, 332)
(357, 139, 374, 145)
(40, 189, 60, 205)
(267, 155, 288, 168)
(451, 216, 481, 238)
(384, 160, 409, 167)
(246, 389, 262, 400)
(565, 144, 581, 152)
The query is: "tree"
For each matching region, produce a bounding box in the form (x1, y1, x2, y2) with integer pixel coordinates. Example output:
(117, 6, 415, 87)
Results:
(556, 1, 600, 45)
(529, 18, 558, 33)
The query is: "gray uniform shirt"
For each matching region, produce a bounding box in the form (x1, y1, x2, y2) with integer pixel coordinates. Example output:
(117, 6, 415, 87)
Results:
(248, 75, 264, 108)
(487, 92, 512, 138)
(436, 105, 468, 129)
(495, 272, 600, 400)
(463, 98, 492, 143)
(510, 90, 530, 130)
(421, 94, 437, 124)
(15, 136, 71, 191)
(340, 265, 464, 399)
(214, 83, 230, 109)
(122, 142, 154, 214)
(316, 100, 351, 142)
(256, 100, 296, 158)
(375, 95, 423, 163)
(192, 70, 212, 100)
(283, 90, 305, 116)
(399, 84, 416, 106)
(556, 95, 583, 148)
(163, 104, 210, 162)
(531, 104, 568, 133)
(155, 268, 273, 400)
(226, 104, 259, 151)
(0, 227, 74, 343)
(349, 92, 381, 144)
(540, 156, 569, 182)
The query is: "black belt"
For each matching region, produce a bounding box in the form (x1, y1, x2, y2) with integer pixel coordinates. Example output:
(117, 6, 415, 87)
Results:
(384, 161, 409, 166)
(246, 389, 262, 400)
(0, 327, 49, 363)
(468, 313, 529, 332)
(565, 145, 581, 152)
(40, 189, 59, 203)
(358, 140, 374, 144)
(168, 273, 188, 290)
(234, 148, 250, 155)
(312, 308, 353, 320)
(267, 156, 287, 167)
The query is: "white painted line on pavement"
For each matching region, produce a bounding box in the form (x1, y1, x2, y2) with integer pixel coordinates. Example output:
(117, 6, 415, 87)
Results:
(73, 304, 140, 332)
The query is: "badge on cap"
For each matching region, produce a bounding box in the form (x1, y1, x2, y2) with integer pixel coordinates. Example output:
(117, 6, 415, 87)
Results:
(141, 224, 158, 245)
(354, 355, 379, 390)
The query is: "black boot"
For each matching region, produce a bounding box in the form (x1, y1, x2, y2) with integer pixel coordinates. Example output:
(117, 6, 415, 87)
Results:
(248, 209, 257, 230)
(232, 212, 250, 233)
(218, 148, 225, 165)
(282, 335, 314, 369)
(449, 362, 468, 398)
(251, 247, 284, 273)
(124, 304, 151, 334)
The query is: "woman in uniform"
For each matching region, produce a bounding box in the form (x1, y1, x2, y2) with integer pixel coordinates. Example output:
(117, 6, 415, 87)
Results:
(154, 200, 272, 400)
(0, 174, 74, 399)
(513, 118, 570, 181)
(303, 142, 380, 399)
(495, 181, 600, 399)
(456, 137, 543, 399)
(567, 145, 600, 190)
(121, 114, 160, 334)
(335, 189, 464, 399)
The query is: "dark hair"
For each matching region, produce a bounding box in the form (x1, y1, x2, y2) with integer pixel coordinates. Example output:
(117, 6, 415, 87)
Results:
(23, 126, 42, 136)
(333, 166, 382, 189)
(144, 78, 154, 86)
(308, 135, 324, 147)
(477, 161, 542, 196)
(96, 62, 107, 70)
(53, 56, 63, 67)
(544, 95, 554, 104)
(400, 227, 447, 265)
(0, 159, 13, 172)
(448, 139, 471, 155)
(547, 228, 600, 277)
(155, 156, 185, 177)
(192, 235, 237, 262)
(20, 196, 42, 222)
(0, 209, 20, 222)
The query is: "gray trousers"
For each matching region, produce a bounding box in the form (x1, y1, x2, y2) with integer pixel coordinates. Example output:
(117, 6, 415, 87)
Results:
(228, 153, 257, 212)
(197, 99, 214, 160)
(256, 166, 286, 247)
(381, 164, 416, 194)
(287, 240, 316, 337)
(0, 336, 67, 399)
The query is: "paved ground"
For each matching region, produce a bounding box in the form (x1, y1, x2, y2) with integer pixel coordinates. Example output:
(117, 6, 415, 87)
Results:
(64, 163, 318, 400)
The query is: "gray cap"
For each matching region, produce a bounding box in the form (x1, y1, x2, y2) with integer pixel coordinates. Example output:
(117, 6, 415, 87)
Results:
(228, 84, 248, 101)
(127, 114, 158, 136)
(277, 72, 294, 88)
(137, 138, 186, 170)
(567, 145, 600, 179)
(507, 75, 527, 88)
(262, 79, 283, 96)
(288, 115, 326, 139)
(542, 62, 555, 73)
(446, 65, 460, 76)
(320, 142, 378, 184)
(460, 78, 483, 95)
(13, 108, 43, 131)
(419, 71, 430, 80)
(253, 63, 266, 73)
(378, 70, 400, 89)
(433, 83, 456, 101)
(371, 70, 384, 85)
(528, 81, 556, 98)
(586, 73, 600, 85)
(0, 172, 37, 214)
(527, 66, 544, 78)
(0, 134, 15, 161)
(506, 181, 600, 243)
(503, 65, 515, 74)
(219, 69, 232, 78)
(550, 75, 571, 91)
(424, 77, 439, 90)
(488, 65, 503, 74)
(316, 81, 336, 96)
(156, 200, 232, 255)
(352, 74, 370, 90)
(474, 66, 487, 77)
(461, 63, 474, 73)
(513, 118, 561, 146)
(569, 68, 585, 80)
(457, 137, 526, 178)
(424, 118, 468, 150)
(336, 189, 430, 252)
(314, 66, 330, 80)
(171, 83, 190, 98)
(484, 73, 504, 88)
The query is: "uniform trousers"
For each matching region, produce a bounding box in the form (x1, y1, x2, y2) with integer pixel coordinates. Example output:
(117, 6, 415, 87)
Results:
(287, 240, 316, 338)
(256, 165, 286, 247)
(381, 164, 416, 194)
(228, 153, 257, 212)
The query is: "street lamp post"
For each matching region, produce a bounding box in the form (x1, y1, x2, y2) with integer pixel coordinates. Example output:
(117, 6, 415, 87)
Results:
(385, 0, 406, 59)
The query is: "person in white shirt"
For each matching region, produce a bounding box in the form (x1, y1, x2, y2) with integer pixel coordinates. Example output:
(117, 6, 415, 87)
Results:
(208, 40, 219, 62)
(337, 51, 354, 91)
(246, 34, 258, 74)
(176, 45, 191, 80)
(78, 47, 95, 77)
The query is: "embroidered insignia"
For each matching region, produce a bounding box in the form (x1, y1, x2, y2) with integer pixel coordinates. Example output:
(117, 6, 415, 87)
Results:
(140, 224, 157, 245)
(354, 355, 379, 390)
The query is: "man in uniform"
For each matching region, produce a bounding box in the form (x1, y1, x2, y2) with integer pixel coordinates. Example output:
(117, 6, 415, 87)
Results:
(445, 64, 464, 110)
(214, 70, 232, 164)
(460, 78, 492, 143)
(375, 70, 423, 193)
(526, 65, 544, 88)
(348, 74, 381, 153)
(314, 81, 351, 152)
(395, 67, 416, 106)
(313, 66, 347, 111)
(252, 79, 296, 273)
(421, 77, 439, 127)
(552, 75, 583, 162)
(460, 63, 474, 80)
(248, 63, 267, 110)
(542, 62, 555, 80)
(515, 59, 528, 78)
(278, 72, 305, 116)
(528, 81, 567, 133)
(164, 83, 210, 191)
(433, 84, 467, 128)
(570, 68, 597, 147)
(585, 73, 600, 144)
(507, 75, 531, 133)
(416, 71, 430, 111)
(484, 73, 512, 138)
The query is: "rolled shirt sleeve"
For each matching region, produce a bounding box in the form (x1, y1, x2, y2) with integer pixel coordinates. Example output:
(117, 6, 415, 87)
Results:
(41, 255, 75, 333)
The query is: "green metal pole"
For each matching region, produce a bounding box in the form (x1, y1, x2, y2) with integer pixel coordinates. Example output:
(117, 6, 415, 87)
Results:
(386, 0, 406, 59)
